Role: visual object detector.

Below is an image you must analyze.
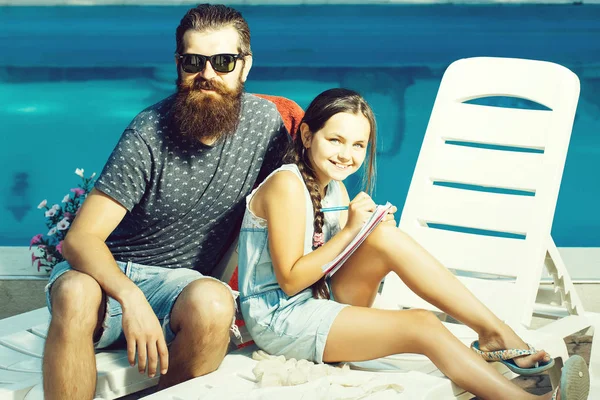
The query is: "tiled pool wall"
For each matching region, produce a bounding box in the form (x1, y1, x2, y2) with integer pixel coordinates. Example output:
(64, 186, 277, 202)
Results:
(1, 4, 599, 276)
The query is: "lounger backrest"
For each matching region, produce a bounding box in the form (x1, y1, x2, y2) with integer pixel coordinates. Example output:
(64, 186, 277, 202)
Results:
(381, 57, 580, 326)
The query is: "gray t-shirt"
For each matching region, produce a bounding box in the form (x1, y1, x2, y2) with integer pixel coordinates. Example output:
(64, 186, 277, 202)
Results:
(95, 93, 291, 275)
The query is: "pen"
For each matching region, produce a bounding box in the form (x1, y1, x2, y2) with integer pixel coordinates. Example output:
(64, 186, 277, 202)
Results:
(320, 206, 349, 212)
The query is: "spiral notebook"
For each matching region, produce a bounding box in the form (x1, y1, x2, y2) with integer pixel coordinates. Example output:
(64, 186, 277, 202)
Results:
(322, 202, 393, 277)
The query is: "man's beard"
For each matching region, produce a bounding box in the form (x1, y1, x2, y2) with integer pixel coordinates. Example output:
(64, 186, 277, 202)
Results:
(172, 74, 244, 143)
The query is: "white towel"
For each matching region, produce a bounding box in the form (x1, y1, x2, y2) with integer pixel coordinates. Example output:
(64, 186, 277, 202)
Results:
(241, 350, 404, 399)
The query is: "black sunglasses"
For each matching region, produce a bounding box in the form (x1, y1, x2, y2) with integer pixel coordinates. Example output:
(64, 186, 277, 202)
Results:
(176, 53, 244, 74)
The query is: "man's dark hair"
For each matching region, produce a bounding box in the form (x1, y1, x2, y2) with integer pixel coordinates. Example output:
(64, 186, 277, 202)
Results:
(175, 4, 252, 56)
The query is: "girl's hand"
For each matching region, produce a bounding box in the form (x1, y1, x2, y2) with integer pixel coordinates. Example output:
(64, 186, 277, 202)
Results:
(344, 192, 377, 235)
(382, 205, 398, 226)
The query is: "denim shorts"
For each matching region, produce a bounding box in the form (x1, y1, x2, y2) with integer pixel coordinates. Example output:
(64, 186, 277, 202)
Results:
(241, 286, 347, 364)
(45, 260, 238, 349)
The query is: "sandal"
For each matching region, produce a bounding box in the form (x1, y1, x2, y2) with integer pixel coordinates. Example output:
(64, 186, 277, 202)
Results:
(551, 355, 589, 400)
(470, 340, 555, 375)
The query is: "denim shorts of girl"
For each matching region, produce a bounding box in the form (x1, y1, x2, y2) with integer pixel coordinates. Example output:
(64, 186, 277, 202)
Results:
(45, 260, 238, 349)
(241, 286, 347, 364)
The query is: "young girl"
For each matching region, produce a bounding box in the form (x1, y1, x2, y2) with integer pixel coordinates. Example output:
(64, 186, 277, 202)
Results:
(237, 88, 589, 400)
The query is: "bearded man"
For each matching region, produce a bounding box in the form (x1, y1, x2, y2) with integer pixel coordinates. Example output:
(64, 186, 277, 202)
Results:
(42, 4, 299, 399)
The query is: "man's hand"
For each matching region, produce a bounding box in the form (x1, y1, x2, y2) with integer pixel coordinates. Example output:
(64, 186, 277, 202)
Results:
(121, 290, 169, 378)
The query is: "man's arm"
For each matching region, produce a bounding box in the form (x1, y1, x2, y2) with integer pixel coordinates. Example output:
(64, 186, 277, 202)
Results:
(61, 188, 169, 378)
(62, 188, 137, 310)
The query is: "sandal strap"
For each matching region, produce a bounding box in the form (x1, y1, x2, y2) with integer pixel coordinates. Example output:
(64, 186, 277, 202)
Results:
(471, 341, 538, 362)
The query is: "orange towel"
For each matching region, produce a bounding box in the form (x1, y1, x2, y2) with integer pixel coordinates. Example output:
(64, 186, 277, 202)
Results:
(255, 94, 304, 138)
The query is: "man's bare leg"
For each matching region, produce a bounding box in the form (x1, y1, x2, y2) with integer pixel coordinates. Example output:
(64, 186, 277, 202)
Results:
(43, 271, 105, 400)
(158, 279, 234, 389)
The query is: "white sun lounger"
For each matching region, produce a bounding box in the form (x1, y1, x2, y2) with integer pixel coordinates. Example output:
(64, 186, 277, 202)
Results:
(375, 56, 599, 397)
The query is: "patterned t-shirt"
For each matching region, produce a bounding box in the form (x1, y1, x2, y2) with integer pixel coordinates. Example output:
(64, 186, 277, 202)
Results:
(95, 93, 292, 275)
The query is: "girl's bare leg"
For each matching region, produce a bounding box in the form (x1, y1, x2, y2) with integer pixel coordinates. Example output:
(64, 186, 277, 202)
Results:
(330, 222, 549, 369)
(323, 307, 551, 400)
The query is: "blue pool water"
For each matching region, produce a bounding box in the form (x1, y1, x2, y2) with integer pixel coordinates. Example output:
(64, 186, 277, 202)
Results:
(1, 4, 599, 247)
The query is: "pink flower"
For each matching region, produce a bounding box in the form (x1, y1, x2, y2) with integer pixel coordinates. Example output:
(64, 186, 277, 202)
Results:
(56, 241, 64, 255)
(312, 232, 325, 248)
(64, 212, 73, 220)
(70, 188, 85, 196)
(37, 200, 47, 209)
(56, 218, 70, 230)
(45, 208, 57, 218)
(29, 234, 43, 249)
(31, 252, 37, 265)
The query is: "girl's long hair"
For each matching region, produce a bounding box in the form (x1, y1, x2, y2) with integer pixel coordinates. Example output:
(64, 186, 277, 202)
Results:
(284, 88, 377, 299)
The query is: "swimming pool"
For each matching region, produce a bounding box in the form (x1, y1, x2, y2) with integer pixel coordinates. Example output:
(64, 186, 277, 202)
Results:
(1, 4, 599, 249)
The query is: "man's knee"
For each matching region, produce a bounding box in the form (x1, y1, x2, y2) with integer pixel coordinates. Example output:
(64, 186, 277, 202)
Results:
(172, 279, 235, 332)
(50, 271, 103, 328)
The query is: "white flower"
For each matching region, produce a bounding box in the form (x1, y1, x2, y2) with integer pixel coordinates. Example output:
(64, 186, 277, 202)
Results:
(62, 194, 70, 203)
(47, 227, 57, 236)
(75, 168, 84, 178)
(56, 218, 70, 230)
(45, 208, 57, 218)
(37, 199, 47, 209)
(91, 172, 96, 178)
(52, 204, 60, 210)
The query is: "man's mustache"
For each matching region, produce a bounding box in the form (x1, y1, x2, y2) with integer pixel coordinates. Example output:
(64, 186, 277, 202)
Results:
(181, 78, 226, 93)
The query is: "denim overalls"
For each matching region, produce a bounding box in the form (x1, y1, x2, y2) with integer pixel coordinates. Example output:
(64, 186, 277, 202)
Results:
(238, 164, 348, 363)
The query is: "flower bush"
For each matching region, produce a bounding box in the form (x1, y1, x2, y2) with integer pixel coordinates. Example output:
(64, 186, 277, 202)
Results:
(30, 168, 96, 273)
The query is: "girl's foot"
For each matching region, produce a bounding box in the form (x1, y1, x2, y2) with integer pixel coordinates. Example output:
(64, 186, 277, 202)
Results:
(477, 328, 551, 370)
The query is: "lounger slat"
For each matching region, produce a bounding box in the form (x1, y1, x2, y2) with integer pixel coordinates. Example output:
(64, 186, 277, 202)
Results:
(404, 224, 533, 278)
(0, 346, 34, 369)
(410, 184, 538, 237)
(0, 309, 48, 337)
(424, 142, 544, 192)
(8, 358, 41, 374)
(430, 103, 552, 149)
(0, 332, 45, 358)
(0, 369, 40, 384)
(29, 324, 49, 339)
